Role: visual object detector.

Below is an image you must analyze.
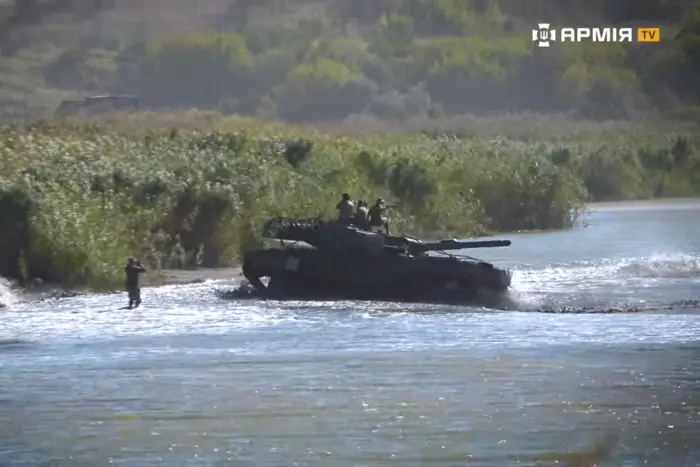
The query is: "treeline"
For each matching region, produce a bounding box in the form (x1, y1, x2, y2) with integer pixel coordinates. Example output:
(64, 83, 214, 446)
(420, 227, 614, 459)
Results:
(28, 0, 700, 122)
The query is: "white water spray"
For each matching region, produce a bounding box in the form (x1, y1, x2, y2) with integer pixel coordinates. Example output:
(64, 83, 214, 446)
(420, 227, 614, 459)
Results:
(507, 252, 700, 312)
(0, 277, 18, 310)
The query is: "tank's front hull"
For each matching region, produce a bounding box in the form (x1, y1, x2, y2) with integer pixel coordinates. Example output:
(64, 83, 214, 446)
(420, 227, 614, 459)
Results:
(242, 247, 512, 306)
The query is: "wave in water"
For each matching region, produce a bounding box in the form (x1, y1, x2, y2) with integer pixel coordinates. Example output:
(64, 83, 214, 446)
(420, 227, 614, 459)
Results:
(514, 252, 699, 286)
(509, 252, 699, 313)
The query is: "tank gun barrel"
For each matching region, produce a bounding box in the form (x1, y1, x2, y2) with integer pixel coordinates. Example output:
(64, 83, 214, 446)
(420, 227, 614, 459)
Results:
(411, 238, 511, 253)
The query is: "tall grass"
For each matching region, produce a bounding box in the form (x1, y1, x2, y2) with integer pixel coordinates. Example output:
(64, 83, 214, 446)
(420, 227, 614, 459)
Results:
(0, 112, 698, 289)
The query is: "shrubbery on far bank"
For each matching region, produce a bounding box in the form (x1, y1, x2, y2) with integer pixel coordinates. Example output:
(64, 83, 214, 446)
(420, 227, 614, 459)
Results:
(0, 112, 699, 289)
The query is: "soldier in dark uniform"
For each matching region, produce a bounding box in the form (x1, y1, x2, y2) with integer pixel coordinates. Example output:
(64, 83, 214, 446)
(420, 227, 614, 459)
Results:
(354, 200, 369, 230)
(336, 192, 355, 223)
(125, 258, 146, 309)
(368, 198, 392, 234)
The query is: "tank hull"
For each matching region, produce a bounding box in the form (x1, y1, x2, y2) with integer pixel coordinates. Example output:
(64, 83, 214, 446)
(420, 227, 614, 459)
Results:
(242, 247, 512, 306)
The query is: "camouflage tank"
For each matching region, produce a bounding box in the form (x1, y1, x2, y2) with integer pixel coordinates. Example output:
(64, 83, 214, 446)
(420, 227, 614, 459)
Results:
(241, 217, 513, 306)
(54, 95, 139, 117)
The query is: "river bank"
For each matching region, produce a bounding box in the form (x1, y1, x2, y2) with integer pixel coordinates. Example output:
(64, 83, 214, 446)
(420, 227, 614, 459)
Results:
(1, 113, 699, 291)
(1, 267, 244, 306)
(1, 197, 695, 306)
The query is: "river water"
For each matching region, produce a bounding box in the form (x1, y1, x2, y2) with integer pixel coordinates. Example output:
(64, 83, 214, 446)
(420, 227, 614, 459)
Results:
(1, 199, 699, 466)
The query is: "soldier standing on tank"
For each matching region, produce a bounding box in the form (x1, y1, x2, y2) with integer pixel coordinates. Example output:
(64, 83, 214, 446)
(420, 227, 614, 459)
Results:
(368, 198, 392, 234)
(336, 192, 355, 224)
(125, 258, 146, 309)
(354, 200, 369, 230)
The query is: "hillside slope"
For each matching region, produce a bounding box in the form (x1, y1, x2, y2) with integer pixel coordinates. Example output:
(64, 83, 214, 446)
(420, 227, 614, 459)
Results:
(1, 0, 699, 122)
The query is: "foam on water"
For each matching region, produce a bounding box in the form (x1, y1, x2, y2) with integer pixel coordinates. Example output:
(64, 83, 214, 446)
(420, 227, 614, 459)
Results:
(514, 252, 699, 288)
(507, 252, 700, 313)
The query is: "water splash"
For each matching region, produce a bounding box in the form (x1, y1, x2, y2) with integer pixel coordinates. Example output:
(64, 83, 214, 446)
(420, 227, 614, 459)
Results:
(515, 252, 699, 288)
(0, 277, 18, 310)
(509, 253, 700, 313)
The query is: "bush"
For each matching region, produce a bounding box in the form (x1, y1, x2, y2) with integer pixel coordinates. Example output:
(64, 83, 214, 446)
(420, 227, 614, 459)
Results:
(405, 35, 532, 113)
(43, 48, 119, 91)
(273, 57, 369, 121)
(0, 188, 33, 282)
(116, 31, 254, 109)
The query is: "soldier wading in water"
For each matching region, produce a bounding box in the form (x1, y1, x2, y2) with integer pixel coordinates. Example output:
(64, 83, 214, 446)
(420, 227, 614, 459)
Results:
(124, 258, 146, 309)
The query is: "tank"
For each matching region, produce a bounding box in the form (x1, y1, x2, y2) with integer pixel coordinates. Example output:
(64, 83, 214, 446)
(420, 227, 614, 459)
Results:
(241, 217, 513, 306)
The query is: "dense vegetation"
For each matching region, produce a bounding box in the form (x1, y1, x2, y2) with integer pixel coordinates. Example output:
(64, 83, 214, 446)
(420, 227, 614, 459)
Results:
(1, 0, 700, 120)
(1, 112, 698, 289)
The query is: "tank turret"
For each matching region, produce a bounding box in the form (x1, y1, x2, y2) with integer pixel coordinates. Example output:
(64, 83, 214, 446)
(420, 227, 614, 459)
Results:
(263, 217, 385, 253)
(261, 217, 511, 256)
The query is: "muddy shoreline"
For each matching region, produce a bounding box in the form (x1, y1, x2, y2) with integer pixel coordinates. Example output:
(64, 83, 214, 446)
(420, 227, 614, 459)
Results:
(3, 267, 245, 304)
(143, 267, 244, 287)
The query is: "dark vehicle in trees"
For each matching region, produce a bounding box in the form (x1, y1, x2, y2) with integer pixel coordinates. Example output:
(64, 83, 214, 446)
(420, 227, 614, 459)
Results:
(241, 217, 513, 306)
(54, 94, 139, 117)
